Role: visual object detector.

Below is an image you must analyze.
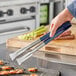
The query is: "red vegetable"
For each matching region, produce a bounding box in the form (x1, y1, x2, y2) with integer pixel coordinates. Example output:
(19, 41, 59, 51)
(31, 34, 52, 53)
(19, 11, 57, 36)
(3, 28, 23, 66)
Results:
(2, 66, 14, 70)
(0, 60, 4, 65)
(23, 75, 30, 76)
(9, 70, 16, 74)
(9, 69, 24, 74)
(15, 69, 24, 74)
(30, 73, 38, 76)
(28, 68, 38, 72)
(0, 71, 10, 75)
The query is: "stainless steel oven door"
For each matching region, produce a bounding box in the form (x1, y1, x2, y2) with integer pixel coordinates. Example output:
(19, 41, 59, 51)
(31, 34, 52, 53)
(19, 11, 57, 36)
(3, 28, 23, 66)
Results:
(0, 19, 36, 44)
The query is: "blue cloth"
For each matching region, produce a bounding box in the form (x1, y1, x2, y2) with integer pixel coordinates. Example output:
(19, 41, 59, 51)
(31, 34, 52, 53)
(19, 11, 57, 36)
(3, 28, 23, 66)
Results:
(67, 0, 76, 17)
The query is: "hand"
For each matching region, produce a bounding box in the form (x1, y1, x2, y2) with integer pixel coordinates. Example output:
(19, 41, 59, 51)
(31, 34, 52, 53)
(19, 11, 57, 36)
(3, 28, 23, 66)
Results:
(50, 8, 73, 37)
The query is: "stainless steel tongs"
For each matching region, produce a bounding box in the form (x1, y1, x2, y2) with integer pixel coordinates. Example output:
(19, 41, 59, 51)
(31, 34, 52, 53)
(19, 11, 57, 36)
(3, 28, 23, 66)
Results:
(9, 21, 71, 65)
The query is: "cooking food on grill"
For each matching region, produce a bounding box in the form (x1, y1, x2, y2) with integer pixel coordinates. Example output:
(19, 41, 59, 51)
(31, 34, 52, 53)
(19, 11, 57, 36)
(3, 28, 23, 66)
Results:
(23, 75, 30, 76)
(18, 26, 48, 40)
(9, 70, 17, 74)
(1, 66, 14, 70)
(0, 69, 24, 75)
(0, 60, 4, 65)
(0, 71, 10, 75)
(9, 69, 24, 74)
(30, 73, 38, 76)
(28, 68, 38, 72)
(15, 69, 24, 74)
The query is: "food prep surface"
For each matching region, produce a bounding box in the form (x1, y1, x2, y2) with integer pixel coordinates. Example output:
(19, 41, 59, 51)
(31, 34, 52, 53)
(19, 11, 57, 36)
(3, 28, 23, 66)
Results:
(6, 25, 76, 56)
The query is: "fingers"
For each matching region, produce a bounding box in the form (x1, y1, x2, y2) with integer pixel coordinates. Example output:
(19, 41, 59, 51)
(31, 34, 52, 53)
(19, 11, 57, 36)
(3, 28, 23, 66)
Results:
(50, 23, 58, 37)
(49, 12, 66, 37)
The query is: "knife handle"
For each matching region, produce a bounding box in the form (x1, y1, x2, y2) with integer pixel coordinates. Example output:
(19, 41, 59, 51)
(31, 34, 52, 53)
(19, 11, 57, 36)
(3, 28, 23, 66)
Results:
(40, 21, 71, 41)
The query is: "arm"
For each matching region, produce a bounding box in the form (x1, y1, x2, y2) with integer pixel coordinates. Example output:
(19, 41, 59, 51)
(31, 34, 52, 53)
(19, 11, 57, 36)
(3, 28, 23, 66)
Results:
(67, 0, 76, 18)
(50, 1, 75, 37)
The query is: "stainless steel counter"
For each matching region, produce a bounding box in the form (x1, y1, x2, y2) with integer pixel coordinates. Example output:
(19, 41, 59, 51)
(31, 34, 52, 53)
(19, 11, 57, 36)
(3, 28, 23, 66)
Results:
(0, 43, 76, 76)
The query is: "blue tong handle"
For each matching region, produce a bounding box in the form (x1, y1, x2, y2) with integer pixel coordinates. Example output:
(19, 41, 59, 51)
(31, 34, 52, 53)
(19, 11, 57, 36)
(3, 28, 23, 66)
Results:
(40, 21, 72, 43)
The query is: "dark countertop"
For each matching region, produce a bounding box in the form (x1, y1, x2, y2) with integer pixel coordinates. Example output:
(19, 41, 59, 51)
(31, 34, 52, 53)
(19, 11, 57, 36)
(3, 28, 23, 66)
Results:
(0, 43, 76, 76)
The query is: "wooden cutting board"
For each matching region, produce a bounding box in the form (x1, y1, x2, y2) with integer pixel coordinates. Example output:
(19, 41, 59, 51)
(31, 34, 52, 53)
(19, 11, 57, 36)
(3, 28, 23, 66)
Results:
(6, 25, 76, 56)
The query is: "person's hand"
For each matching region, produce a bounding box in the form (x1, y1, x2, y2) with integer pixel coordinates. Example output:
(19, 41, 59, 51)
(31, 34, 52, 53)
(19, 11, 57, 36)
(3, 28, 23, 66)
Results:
(50, 8, 73, 37)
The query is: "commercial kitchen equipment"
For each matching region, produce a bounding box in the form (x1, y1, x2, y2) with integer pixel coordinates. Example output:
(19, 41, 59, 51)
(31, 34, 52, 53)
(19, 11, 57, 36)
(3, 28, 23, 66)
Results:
(0, 0, 76, 76)
(40, 0, 65, 25)
(0, 0, 40, 44)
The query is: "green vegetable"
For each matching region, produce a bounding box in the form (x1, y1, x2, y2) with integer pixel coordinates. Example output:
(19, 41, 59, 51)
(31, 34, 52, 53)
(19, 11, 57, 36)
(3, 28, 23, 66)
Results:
(34, 25, 45, 32)
(18, 26, 48, 40)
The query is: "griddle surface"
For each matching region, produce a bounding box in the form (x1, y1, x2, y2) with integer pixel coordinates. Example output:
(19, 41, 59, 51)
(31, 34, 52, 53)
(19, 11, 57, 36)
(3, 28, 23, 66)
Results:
(0, 43, 60, 76)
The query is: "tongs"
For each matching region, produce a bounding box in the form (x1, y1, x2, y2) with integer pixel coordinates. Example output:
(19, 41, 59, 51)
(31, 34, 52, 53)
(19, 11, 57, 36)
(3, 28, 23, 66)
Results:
(9, 21, 71, 65)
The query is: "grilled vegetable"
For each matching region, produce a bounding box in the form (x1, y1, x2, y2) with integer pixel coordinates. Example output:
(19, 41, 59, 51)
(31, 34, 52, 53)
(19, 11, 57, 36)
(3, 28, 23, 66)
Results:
(0, 69, 24, 75)
(28, 68, 38, 72)
(0, 71, 10, 75)
(0, 60, 4, 65)
(9, 69, 24, 74)
(30, 73, 38, 76)
(2, 66, 14, 70)
(9, 70, 16, 74)
(15, 69, 24, 74)
(23, 75, 30, 76)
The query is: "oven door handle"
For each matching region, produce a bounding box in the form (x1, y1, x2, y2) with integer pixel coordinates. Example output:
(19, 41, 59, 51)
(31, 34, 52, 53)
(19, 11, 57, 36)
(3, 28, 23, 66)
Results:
(0, 26, 30, 36)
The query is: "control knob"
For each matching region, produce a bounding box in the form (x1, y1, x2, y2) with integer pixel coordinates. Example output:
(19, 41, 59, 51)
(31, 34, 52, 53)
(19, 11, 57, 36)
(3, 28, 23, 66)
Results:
(7, 9, 13, 16)
(0, 11, 4, 17)
(30, 6, 35, 13)
(20, 8, 27, 14)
